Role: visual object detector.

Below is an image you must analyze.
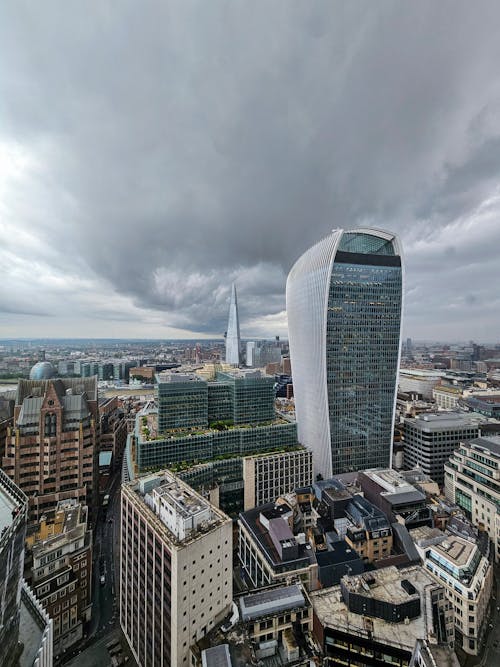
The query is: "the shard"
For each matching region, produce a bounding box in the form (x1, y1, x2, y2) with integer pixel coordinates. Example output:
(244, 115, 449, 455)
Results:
(225, 283, 241, 366)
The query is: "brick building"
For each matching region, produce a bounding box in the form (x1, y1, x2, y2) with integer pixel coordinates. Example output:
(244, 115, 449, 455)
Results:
(2, 377, 99, 525)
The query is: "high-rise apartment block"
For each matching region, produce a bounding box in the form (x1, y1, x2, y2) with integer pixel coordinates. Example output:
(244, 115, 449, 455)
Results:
(444, 435, 500, 562)
(403, 412, 483, 487)
(225, 283, 241, 366)
(287, 228, 403, 478)
(27, 500, 93, 655)
(2, 378, 99, 525)
(120, 471, 232, 667)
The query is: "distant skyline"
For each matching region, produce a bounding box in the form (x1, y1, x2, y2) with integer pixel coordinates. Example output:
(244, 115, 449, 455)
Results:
(2, 2, 500, 340)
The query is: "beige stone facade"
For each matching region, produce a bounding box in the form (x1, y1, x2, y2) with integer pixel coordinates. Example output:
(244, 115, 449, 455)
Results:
(120, 472, 233, 667)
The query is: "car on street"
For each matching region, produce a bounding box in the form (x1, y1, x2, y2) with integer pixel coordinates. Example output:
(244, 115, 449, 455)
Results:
(100, 574, 106, 585)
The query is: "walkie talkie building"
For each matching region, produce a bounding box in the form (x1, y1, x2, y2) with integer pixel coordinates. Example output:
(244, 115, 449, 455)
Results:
(286, 228, 403, 478)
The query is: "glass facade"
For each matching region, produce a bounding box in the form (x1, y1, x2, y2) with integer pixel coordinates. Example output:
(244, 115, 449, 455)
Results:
(137, 422, 299, 469)
(157, 378, 208, 432)
(287, 228, 403, 478)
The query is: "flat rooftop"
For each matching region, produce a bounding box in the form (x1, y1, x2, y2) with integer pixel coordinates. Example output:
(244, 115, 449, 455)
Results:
(342, 567, 419, 604)
(310, 565, 437, 651)
(239, 584, 305, 621)
(469, 435, 500, 458)
(410, 526, 477, 567)
(154, 478, 210, 520)
(406, 412, 486, 430)
(361, 468, 416, 495)
(434, 536, 475, 566)
(127, 471, 229, 545)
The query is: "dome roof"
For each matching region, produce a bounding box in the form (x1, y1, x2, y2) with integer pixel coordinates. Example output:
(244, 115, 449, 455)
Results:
(29, 361, 57, 380)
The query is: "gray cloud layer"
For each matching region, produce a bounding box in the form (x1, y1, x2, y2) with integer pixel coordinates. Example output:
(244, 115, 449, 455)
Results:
(1, 1, 500, 339)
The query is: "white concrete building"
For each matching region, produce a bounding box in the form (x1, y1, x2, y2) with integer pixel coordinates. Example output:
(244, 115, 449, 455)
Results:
(445, 435, 500, 562)
(121, 471, 233, 667)
(410, 526, 492, 655)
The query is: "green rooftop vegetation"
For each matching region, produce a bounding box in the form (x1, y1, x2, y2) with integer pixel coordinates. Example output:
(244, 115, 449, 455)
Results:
(139, 416, 290, 441)
(143, 444, 304, 474)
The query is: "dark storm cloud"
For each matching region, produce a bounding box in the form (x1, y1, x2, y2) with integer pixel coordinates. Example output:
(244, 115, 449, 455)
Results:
(1, 1, 500, 338)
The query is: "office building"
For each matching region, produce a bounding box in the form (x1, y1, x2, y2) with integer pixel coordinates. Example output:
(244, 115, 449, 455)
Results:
(432, 385, 463, 409)
(2, 377, 99, 525)
(99, 396, 128, 467)
(243, 448, 313, 510)
(193, 584, 314, 666)
(245, 341, 255, 367)
(238, 584, 313, 663)
(133, 370, 299, 515)
(27, 500, 92, 655)
(398, 369, 442, 400)
(464, 392, 500, 418)
(403, 412, 483, 487)
(156, 369, 275, 432)
(238, 502, 320, 590)
(358, 468, 433, 529)
(286, 228, 403, 478)
(343, 494, 393, 563)
(444, 435, 500, 561)
(225, 283, 241, 366)
(120, 471, 232, 667)
(410, 526, 492, 655)
(310, 566, 455, 667)
(0, 469, 28, 667)
(18, 580, 54, 667)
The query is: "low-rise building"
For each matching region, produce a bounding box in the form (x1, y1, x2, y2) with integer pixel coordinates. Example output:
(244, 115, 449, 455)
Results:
(120, 471, 233, 667)
(358, 468, 433, 529)
(238, 502, 319, 591)
(410, 526, 492, 655)
(99, 396, 128, 467)
(343, 494, 393, 563)
(311, 565, 455, 666)
(27, 500, 92, 655)
(444, 435, 500, 562)
(239, 584, 313, 663)
(432, 385, 462, 410)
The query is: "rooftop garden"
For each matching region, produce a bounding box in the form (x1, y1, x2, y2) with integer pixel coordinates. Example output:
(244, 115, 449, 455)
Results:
(139, 413, 291, 441)
(142, 444, 305, 474)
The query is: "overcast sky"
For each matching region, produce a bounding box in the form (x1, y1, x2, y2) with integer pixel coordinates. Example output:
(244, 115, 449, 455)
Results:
(1, 1, 500, 342)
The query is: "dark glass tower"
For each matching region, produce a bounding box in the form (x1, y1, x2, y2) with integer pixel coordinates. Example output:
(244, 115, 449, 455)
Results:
(286, 228, 403, 478)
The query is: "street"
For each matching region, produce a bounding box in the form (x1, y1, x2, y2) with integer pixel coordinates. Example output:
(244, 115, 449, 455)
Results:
(90, 468, 122, 637)
(482, 563, 500, 667)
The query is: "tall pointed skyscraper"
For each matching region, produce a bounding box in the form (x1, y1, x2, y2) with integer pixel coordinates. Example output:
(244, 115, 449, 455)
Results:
(225, 283, 241, 365)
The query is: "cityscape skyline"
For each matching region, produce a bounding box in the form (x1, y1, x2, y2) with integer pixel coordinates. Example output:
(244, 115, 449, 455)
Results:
(2, 3, 500, 341)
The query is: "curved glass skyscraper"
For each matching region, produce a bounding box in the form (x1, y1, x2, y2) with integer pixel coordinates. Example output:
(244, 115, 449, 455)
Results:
(286, 228, 403, 478)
